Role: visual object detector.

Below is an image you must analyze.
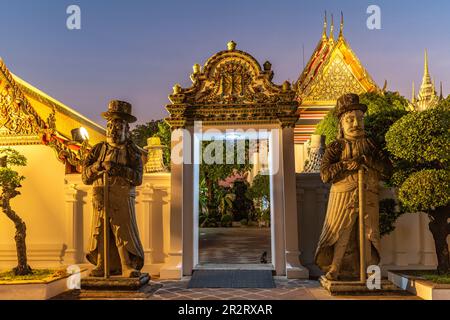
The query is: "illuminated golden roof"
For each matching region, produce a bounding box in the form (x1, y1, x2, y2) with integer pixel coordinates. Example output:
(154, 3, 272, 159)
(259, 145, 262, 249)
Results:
(0, 59, 105, 145)
(295, 13, 378, 106)
(0, 58, 105, 170)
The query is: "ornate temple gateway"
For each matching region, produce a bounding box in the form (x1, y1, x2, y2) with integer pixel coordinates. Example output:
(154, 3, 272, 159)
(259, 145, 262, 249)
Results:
(166, 40, 298, 129)
(165, 40, 305, 278)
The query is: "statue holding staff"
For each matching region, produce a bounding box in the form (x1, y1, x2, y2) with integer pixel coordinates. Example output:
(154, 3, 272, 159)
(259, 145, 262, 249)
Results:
(82, 100, 144, 278)
(315, 93, 391, 281)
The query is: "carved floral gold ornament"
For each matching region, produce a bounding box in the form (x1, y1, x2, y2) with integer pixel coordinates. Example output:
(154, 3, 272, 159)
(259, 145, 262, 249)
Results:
(166, 41, 299, 129)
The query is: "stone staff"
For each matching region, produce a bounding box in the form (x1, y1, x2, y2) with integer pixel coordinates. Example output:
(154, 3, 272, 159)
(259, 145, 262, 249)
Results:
(103, 171, 110, 278)
(358, 166, 367, 283)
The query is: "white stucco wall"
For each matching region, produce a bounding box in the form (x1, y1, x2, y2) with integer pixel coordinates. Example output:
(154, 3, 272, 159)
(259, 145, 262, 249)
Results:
(0, 144, 66, 269)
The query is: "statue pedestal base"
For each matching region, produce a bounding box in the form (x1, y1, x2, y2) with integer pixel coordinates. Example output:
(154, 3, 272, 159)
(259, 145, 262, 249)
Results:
(81, 273, 150, 291)
(319, 276, 402, 296)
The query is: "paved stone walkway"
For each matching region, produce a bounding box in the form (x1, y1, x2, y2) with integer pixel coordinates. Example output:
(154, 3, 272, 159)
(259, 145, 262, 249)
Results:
(53, 277, 420, 300)
(199, 227, 271, 264)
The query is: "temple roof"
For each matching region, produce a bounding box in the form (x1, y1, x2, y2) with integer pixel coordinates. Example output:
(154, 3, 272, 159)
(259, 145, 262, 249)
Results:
(0, 58, 105, 170)
(295, 13, 378, 107)
(410, 50, 441, 111)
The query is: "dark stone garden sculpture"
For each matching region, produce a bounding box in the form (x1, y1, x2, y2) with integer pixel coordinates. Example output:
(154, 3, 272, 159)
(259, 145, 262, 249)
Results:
(82, 100, 144, 278)
(315, 93, 391, 281)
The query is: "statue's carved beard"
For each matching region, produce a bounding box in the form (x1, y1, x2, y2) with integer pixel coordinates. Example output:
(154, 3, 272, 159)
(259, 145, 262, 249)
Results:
(108, 132, 126, 145)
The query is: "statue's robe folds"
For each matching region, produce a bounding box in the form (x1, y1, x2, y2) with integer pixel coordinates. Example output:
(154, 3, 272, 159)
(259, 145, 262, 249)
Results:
(315, 138, 391, 277)
(82, 141, 145, 272)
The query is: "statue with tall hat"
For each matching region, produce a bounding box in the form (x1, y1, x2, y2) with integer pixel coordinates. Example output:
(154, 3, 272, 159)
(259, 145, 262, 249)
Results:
(315, 93, 391, 281)
(82, 100, 145, 278)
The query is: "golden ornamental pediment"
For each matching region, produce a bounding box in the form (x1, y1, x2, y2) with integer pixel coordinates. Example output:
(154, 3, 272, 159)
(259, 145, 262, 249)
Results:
(0, 83, 42, 138)
(166, 42, 298, 128)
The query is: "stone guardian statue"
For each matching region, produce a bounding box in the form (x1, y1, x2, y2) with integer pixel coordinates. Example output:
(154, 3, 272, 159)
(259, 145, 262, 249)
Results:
(82, 100, 145, 278)
(315, 93, 391, 281)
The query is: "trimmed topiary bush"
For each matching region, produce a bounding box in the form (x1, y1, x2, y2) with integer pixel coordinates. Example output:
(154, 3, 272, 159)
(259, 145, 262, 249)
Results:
(386, 102, 450, 274)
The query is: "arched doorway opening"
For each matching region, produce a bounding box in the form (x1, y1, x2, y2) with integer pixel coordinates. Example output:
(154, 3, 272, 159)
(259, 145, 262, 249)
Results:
(161, 41, 309, 279)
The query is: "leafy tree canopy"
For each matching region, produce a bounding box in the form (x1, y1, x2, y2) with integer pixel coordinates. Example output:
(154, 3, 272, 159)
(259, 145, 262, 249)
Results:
(315, 91, 409, 147)
(386, 103, 450, 164)
(0, 148, 27, 188)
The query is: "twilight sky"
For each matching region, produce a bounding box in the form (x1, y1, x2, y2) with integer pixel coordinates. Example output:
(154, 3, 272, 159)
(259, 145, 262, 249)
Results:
(1, 0, 449, 126)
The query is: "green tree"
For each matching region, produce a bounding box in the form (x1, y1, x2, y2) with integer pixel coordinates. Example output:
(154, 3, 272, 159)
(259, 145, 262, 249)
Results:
(314, 110, 338, 145)
(130, 119, 172, 169)
(0, 148, 32, 275)
(314, 91, 409, 147)
(130, 120, 160, 148)
(386, 102, 450, 274)
(247, 174, 270, 203)
(199, 140, 252, 226)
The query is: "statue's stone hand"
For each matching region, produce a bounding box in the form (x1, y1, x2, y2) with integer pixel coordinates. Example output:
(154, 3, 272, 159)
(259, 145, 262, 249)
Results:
(344, 160, 359, 171)
(104, 162, 126, 177)
(91, 161, 104, 174)
(103, 161, 118, 173)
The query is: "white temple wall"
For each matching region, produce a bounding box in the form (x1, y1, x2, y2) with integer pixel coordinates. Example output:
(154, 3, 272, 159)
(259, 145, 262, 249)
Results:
(0, 144, 67, 269)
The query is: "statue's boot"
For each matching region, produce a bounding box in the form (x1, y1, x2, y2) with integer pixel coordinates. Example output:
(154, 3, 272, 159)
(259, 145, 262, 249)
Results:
(325, 264, 339, 281)
(117, 245, 141, 278)
(90, 252, 105, 277)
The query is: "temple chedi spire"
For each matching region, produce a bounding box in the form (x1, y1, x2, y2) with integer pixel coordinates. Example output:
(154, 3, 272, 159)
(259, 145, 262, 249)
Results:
(410, 49, 441, 111)
(328, 14, 335, 43)
(321, 11, 328, 40)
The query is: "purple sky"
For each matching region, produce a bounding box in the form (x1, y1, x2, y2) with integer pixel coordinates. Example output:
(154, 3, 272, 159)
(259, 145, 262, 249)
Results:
(1, 0, 449, 126)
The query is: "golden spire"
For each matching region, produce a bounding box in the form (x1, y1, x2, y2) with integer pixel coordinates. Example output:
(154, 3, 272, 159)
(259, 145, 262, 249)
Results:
(411, 81, 416, 102)
(322, 11, 328, 40)
(419, 49, 434, 98)
(329, 14, 335, 43)
(339, 11, 344, 39)
(424, 49, 429, 78)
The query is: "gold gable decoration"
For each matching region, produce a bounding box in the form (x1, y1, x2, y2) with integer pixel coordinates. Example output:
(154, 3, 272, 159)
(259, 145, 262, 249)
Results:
(0, 58, 104, 172)
(293, 13, 379, 145)
(295, 13, 378, 105)
(166, 41, 299, 128)
(0, 59, 46, 144)
(301, 54, 366, 103)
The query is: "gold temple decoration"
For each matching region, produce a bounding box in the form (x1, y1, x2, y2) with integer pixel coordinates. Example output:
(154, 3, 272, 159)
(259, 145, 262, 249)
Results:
(0, 58, 106, 171)
(166, 40, 298, 128)
(294, 12, 379, 144)
(410, 49, 442, 111)
(227, 40, 237, 51)
(144, 136, 167, 173)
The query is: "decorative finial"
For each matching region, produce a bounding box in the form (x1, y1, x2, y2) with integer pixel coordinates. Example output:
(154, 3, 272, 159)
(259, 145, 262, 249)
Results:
(322, 11, 328, 40)
(263, 61, 272, 71)
(339, 11, 344, 39)
(329, 14, 334, 42)
(227, 40, 237, 51)
(382, 79, 387, 92)
(440, 81, 444, 100)
(193, 63, 201, 74)
(173, 83, 182, 94)
(282, 81, 291, 92)
(412, 81, 416, 102)
(424, 49, 429, 78)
